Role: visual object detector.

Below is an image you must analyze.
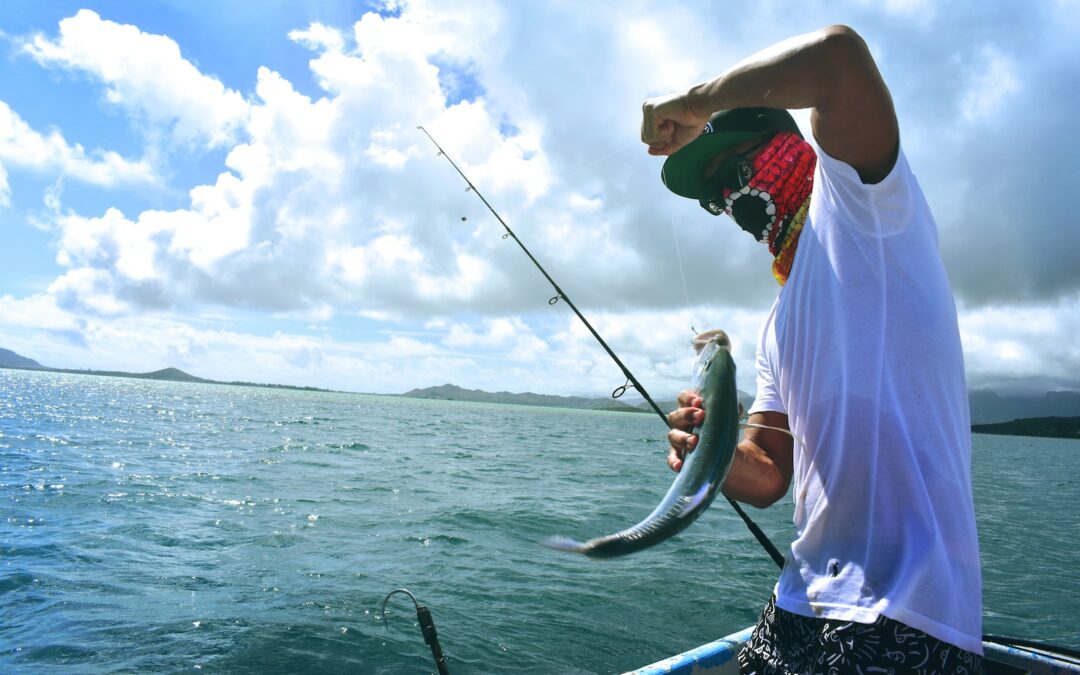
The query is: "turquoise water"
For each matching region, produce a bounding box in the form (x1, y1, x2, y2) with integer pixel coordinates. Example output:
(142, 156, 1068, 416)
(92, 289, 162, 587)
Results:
(2, 369, 1078, 674)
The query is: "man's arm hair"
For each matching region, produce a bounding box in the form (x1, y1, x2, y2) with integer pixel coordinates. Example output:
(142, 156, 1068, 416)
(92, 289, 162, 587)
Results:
(687, 25, 899, 183)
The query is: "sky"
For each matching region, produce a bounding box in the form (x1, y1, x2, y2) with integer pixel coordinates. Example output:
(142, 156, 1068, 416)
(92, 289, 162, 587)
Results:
(1, 0, 1078, 400)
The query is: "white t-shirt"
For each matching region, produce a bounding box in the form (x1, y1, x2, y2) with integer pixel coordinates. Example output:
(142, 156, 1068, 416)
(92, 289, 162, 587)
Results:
(749, 143, 983, 654)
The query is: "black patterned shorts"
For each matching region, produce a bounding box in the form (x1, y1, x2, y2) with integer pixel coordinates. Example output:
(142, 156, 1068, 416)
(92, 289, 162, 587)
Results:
(738, 596, 982, 674)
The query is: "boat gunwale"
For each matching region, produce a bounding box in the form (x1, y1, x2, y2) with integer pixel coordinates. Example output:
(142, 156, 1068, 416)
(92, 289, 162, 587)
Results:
(625, 627, 1080, 674)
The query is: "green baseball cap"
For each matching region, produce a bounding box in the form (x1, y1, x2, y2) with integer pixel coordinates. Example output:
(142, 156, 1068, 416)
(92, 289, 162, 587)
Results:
(661, 107, 803, 199)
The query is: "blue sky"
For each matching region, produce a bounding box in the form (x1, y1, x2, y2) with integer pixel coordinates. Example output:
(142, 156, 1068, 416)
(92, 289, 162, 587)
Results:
(1, 0, 1078, 397)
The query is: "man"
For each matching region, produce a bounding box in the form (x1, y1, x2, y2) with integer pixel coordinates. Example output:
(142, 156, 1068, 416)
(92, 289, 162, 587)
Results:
(641, 25, 982, 673)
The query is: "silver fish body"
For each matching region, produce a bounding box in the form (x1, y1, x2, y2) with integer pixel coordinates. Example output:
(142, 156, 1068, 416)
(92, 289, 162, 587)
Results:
(544, 341, 740, 558)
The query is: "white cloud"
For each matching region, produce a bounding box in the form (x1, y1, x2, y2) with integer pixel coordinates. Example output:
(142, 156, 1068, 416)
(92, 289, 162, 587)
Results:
(960, 46, 1019, 122)
(0, 308, 511, 394)
(0, 162, 9, 207)
(443, 317, 549, 362)
(47, 267, 131, 316)
(3, 287, 1079, 399)
(287, 22, 346, 53)
(366, 127, 420, 169)
(614, 16, 704, 95)
(0, 100, 154, 187)
(245, 67, 340, 175)
(23, 9, 249, 149)
(850, 0, 936, 21)
(0, 293, 84, 332)
(883, 0, 936, 18)
(3, 1, 1078, 398)
(25, 3, 562, 321)
(959, 294, 1080, 392)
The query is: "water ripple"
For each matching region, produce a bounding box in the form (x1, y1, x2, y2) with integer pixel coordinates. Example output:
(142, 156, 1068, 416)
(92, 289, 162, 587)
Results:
(2, 369, 1078, 674)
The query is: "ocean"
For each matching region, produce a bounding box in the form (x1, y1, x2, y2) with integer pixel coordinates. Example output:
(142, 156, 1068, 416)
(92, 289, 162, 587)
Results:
(2, 369, 1078, 674)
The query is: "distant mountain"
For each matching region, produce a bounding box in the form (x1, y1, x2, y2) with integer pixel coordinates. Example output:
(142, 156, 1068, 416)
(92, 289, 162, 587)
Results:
(0, 348, 43, 369)
(142, 367, 209, 383)
(969, 390, 1080, 424)
(6, 344, 1080, 426)
(972, 416, 1080, 440)
(401, 383, 649, 413)
(401, 383, 758, 415)
(402, 384, 1080, 428)
(0, 347, 326, 392)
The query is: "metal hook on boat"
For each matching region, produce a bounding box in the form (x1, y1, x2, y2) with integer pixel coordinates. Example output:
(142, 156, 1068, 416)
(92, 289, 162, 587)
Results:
(381, 588, 451, 675)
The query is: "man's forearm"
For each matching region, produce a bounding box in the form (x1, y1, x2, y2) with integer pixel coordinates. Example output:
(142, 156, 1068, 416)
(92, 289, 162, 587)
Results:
(679, 24, 897, 181)
(685, 25, 856, 118)
(721, 436, 790, 505)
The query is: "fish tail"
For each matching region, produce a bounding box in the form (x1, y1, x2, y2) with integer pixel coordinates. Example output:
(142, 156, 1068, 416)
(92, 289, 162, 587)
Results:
(541, 535, 590, 554)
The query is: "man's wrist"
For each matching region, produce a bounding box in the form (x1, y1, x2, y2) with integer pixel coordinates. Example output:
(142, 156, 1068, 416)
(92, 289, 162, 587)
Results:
(684, 83, 707, 121)
(684, 81, 721, 124)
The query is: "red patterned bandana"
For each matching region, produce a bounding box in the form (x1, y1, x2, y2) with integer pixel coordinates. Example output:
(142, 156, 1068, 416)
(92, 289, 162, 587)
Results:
(700, 132, 816, 285)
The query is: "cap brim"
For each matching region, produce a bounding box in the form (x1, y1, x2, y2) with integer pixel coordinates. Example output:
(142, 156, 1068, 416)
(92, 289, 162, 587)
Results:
(661, 131, 765, 199)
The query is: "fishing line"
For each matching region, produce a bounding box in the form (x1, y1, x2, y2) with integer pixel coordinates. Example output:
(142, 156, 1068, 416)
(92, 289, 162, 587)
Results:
(572, 138, 636, 175)
(670, 220, 697, 335)
(740, 422, 802, 448)
(418, 125, 784, 570)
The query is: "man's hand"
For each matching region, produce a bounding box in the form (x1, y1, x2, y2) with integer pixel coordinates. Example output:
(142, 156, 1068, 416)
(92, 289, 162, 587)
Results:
(666, 389, 705, 472)
(641, 93, 709, 157)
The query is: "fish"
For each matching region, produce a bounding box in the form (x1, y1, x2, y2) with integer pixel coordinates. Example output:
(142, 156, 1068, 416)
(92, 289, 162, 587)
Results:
(543, 333, 740, 558)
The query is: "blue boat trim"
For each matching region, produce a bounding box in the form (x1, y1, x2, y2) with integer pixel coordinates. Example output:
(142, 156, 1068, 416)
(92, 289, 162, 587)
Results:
(626, 627, 1080, 674)
(625, 627, 752, 675)
(983, 634, 1080, 673)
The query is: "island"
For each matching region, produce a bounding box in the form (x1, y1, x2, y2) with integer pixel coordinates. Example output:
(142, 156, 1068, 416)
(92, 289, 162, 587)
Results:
(0, 347, 331, 393)
(400, 383, 758, 416)
(3, 346, 1079, 432)
(971, 417, 1080, 440)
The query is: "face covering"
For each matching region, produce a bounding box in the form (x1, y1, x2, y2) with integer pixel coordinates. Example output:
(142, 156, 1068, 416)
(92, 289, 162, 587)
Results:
(698, 131, 816, 285)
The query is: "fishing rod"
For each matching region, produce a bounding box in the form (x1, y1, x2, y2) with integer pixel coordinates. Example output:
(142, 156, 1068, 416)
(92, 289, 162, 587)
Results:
(417, 126, 784, 570)
(417, 125, 656, 412)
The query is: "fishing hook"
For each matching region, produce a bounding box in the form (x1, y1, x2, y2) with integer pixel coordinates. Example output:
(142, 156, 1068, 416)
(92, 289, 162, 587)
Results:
(417, 125, 784, 570)
(382, 588, 450, 675)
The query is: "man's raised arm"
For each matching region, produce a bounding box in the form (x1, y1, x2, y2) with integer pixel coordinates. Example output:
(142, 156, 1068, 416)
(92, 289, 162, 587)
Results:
(642, 25, 898, 183)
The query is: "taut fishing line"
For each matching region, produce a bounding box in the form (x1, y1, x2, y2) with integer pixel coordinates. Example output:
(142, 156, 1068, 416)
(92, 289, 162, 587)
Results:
(571, 138, 637, 175)
(669, 220, 698, 336)
(417, 125, 784, 569)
